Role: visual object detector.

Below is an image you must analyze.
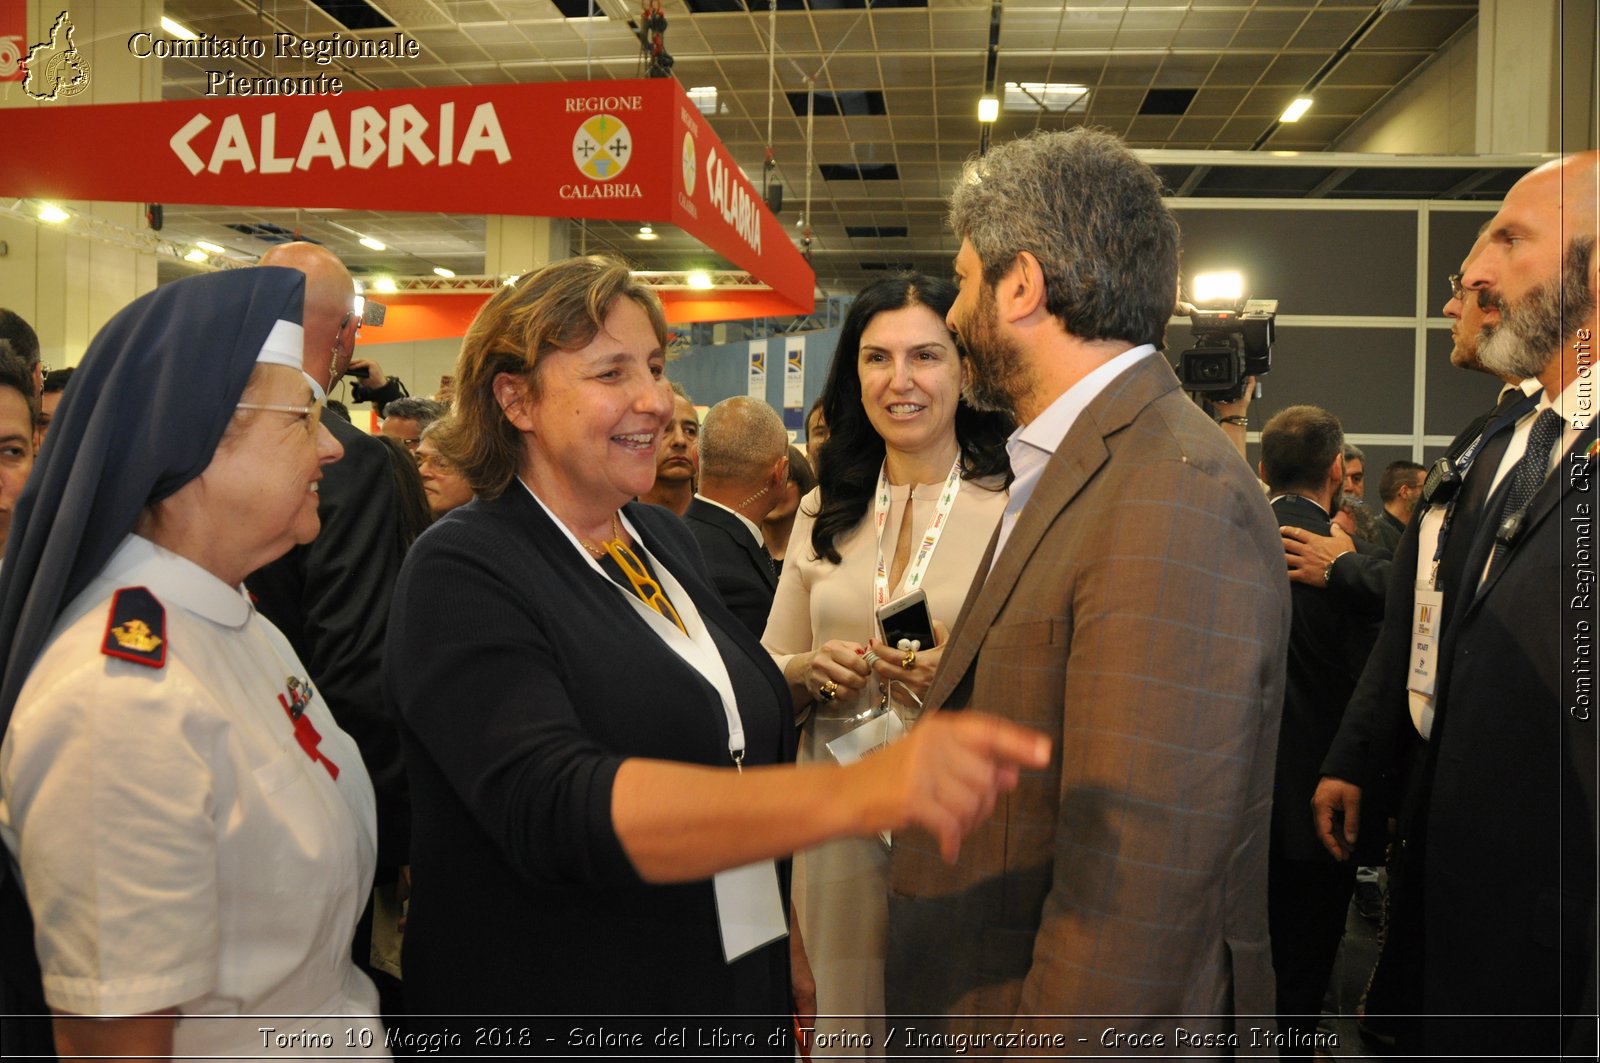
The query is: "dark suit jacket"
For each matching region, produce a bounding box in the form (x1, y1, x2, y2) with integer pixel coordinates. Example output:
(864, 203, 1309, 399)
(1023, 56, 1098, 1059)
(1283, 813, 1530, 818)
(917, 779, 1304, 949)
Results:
(683, 497, 777, 638)
(1322, 399, 1516, 819)
(1271, 495, 1381, 864)
(385, 491, 796, 1021)
(246, 414, 409, 868)
(1416, 419, 1597, 1055)
(886, 354, 1290, 1044)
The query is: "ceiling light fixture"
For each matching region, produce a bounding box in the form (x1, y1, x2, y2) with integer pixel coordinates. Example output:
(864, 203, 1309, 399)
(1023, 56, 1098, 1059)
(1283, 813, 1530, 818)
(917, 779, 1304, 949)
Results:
(36, 203, 70, 224)
(196, 240, 226, 254)
(637, 225, 658, 241)
(160, 16, 198, 40)
(184, 248, 208, 263)
(977, 95, 1000, 123)
(1280, 97, 1313, 123)
(432, 266, 456, 278)
(372, 276, 398, 293)
(1003, 82, 1090, 115)
(359, 236, 386, 251)
(687, 270, 713, 290)
(687, 86, 718, 116)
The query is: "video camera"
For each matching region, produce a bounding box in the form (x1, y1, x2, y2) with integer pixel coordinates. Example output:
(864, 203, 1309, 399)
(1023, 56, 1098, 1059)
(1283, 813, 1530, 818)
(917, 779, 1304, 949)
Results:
(1176, 297, 1277, 404)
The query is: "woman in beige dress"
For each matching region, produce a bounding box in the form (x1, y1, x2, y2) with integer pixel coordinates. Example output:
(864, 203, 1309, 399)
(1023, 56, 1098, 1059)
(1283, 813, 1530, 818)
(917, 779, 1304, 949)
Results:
(763, 275, 1014, 1053)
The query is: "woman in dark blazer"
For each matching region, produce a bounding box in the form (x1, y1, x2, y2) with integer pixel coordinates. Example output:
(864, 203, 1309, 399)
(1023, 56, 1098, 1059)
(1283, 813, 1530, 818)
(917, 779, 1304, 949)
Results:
(384, 256, 1048, 1045)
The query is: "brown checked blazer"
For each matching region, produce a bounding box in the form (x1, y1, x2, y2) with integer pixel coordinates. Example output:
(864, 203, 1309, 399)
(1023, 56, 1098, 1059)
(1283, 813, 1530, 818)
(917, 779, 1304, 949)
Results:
(886, 353, 1290, 1050)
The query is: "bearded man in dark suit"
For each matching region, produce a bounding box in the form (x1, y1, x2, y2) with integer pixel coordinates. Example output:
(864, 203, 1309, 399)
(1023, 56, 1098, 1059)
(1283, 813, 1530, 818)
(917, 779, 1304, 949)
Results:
(886, 127, 1289, 1048)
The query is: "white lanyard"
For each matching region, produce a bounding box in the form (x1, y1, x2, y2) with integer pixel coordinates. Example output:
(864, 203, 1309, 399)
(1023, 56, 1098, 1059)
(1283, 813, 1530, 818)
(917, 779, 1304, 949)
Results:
(872, 458, 963, 612)
(521, 481, 746, 766)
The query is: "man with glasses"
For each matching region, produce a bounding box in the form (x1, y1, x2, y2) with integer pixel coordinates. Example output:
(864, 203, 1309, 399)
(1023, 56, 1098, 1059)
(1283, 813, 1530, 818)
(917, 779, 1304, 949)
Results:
(245, 242, 411, 1027)
(379, 396, 445, 453)
(1312, 155, 1598, 1055)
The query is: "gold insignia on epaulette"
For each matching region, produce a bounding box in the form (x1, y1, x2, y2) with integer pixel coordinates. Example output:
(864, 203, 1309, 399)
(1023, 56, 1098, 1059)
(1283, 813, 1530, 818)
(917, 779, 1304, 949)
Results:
(110, 619, 163, 652)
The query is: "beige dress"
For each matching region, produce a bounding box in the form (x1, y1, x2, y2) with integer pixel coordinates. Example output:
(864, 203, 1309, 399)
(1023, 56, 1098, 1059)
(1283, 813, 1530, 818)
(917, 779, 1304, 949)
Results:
(762, 477, 1007, 1057)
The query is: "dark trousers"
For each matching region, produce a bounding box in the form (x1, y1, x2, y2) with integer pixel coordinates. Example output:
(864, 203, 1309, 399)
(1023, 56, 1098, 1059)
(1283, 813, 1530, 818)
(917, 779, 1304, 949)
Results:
(1269, 852, 1359, 1059)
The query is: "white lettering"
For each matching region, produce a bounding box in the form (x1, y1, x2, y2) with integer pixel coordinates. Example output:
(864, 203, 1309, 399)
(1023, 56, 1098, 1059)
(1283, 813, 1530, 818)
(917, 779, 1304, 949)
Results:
(457, 103, 510, 165)
(387, 103, 434, 167)
(258, 113, 293, 174)
(349, 106, 385, 169)
(170, 113, 211, 175)
(167, 101, 510, 176)
(206, 113, 256, 174)
(295, 109, 346, 169)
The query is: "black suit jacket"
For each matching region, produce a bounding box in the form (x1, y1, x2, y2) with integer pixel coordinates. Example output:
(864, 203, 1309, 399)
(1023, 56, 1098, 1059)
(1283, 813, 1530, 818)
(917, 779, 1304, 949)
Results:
(246, 414, 409, 868)
(683, 497, 777, 638)
(1271, 495, 1382, 864)
(1416, 419, 1597, 1054)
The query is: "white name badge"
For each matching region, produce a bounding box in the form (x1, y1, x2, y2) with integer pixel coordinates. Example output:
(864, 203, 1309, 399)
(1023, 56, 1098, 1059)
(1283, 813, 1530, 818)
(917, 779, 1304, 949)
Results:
(1407, 587, 1444, 737)
(826, 709, 908, 845)
(713, 859, 787, 964)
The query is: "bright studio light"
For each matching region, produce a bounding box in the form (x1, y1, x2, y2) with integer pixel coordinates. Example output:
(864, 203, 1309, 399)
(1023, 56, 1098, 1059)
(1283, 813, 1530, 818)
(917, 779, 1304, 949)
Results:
(359, 235, 386, 251)
(432, 266, 456, 278)
(977, 95, 1000, 123)
(184, 248, 209, 263)
(687, 270, 713, 290)
(371, 276, 398, 294)
(36, 203, 70, 224)
(1192, 271, 1245, 305)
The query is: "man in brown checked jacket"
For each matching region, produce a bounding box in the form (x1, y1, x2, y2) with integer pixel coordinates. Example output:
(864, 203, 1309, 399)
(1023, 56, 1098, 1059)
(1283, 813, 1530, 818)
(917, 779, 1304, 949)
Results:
(886, 128, 1291, 1054)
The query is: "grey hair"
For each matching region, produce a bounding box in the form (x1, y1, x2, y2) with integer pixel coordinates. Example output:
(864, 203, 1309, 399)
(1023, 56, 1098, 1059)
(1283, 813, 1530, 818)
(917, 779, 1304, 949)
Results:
(700, 396, 787, 483)
(383, 396, 446, 428)
(948, 128, 1180, 348)
(1341, 443, 1365, 463)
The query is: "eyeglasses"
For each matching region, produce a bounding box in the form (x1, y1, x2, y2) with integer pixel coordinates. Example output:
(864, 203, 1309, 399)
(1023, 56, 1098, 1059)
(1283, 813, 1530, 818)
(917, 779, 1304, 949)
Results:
(416, 450, 453, 472)
(237, 399, 325, 434)
(1447, 274, 1467, 300)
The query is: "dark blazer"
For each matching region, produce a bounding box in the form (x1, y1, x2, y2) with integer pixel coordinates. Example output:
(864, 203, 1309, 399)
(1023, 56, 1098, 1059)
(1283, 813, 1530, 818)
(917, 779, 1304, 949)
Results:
(1271, 495, 1383, 864)
(246, 414, 409, 868)
(683, 497, 777, 638)
(385, 489, 796, 1024)
(1415, 419, 1597, 1055)
(886, 354, 1290, 1045)
(1322, 397, 1518, 819)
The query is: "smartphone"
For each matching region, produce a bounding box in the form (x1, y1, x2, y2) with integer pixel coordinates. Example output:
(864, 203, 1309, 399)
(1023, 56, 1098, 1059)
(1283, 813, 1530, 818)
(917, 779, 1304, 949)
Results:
(876, 589, 936, 650)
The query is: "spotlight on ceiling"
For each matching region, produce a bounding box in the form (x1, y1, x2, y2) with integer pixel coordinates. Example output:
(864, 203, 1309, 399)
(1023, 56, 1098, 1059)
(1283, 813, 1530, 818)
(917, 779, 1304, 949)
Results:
(687, 270, 713, 290)
(359, 235, 386, 251)
(637, 225, 659, 241)
(977, 95, 1000, 123)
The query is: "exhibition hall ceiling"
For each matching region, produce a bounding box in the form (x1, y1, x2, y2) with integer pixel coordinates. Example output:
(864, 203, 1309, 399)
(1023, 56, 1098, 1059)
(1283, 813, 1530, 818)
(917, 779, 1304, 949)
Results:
(154, 0, 1487, 298)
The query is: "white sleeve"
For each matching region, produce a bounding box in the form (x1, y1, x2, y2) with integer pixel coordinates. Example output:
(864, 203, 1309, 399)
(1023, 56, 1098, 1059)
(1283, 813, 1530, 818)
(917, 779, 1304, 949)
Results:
(3, 660, 225, 1015)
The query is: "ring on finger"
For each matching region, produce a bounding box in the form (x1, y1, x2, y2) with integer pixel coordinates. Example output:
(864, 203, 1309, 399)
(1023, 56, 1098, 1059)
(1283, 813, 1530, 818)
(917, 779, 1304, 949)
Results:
(819, 679, 839, 702)
(863, 649, 880, 668)
(902, 650, 917, 669)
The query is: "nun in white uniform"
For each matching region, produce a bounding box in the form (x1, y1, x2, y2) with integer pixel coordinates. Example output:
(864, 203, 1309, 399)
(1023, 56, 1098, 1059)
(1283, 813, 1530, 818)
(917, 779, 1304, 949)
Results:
(0, 268, 388, 1060)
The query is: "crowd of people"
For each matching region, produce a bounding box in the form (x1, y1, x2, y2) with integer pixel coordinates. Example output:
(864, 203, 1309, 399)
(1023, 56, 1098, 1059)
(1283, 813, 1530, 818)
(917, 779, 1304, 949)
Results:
(0, 130, 1592, 1062)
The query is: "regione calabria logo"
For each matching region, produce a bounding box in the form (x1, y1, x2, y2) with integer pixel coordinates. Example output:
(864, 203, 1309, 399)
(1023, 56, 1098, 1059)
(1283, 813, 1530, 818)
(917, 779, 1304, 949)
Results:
(22, 11, 90, 101)
(681, 132, 697, 197)
(572, 114, 632, 181)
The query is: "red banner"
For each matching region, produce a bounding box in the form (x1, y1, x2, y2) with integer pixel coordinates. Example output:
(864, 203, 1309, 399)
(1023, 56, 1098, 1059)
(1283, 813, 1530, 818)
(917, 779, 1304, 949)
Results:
(0, 79, 814, 312)
(0, 0, 26, 82)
